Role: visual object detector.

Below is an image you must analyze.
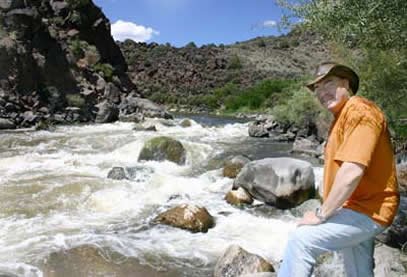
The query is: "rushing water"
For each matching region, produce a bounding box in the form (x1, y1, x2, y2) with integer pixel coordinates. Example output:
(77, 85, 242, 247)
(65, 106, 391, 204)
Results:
(0, 115, 326, 277)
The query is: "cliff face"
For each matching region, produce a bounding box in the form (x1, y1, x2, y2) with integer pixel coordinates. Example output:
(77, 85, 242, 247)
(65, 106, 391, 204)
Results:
(0, 0, 138, 128)
(119, 29, 330, 103)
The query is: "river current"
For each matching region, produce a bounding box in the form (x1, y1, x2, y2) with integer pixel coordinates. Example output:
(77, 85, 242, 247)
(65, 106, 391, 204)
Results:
(0, 115, 329, 277)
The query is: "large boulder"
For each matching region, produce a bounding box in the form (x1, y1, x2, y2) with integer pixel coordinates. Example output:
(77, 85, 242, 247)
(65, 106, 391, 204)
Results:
(223, 155, 251, 178)
(376, 196, 407, 249)
(120, 96, 173, 120)
(0, 118, 15, 129)
(138, 136, 186, 165)
(292, 137, 323, 158)
(214, 245, 275, 277)
(154, 204, 214, 233)
(233, 158, 315, 209)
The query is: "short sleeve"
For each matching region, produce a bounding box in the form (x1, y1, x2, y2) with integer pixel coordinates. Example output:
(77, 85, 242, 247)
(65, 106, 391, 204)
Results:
(334, 110, 383, 167)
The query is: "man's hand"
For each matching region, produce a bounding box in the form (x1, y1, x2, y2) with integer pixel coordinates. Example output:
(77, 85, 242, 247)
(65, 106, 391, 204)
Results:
(297, 211, 322, 227)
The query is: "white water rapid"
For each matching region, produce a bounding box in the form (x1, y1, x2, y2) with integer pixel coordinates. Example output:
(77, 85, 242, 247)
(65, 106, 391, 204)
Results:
(0, 116, 329, 277)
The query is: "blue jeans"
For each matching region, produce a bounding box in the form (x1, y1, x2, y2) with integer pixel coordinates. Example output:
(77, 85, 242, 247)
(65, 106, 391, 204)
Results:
(278, 208, 386, 277)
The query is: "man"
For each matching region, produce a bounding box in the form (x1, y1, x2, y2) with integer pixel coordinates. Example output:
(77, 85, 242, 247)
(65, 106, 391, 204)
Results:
(278, 62, 400, 277)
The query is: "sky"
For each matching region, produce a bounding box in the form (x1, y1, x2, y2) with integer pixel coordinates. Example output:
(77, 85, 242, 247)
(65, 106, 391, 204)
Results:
(93, 0, 288, 47)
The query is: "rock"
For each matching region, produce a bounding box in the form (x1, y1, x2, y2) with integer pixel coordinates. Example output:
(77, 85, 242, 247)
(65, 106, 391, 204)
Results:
(133, 123, 157, 132)
(138, 136, 186, 165)
(374, 243, 406, 276)
(214, 245, 275, 277)
(120, 96, 173, 120)
(95, 101, 119, 123)
(397, 163, 407, 195)
(376, 196, 407, 249)
(104, 82, 121, 104)
(37, 245, 179, 277)
(248, 120, 269, 138)
(292, 137, 322, 157)
(233, 158, 315, 209)
(107, 167, 127, 180)
(180, 119, 192, 127)
(225, 187, 253, 206)
(223, 155, 251, 178)
(154, 204, 214, 233)
(0, 118, 15, 129)
(290, 199, 321, 217)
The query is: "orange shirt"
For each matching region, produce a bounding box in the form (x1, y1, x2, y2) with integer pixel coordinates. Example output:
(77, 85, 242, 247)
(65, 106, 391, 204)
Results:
(323, 96, 400, 226)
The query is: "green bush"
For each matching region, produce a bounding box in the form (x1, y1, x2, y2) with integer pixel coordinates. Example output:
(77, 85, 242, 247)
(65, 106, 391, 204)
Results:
(272, 87, 326, 127)
(66, 94, 86, 108)
(67, 0, 89, 8)
(186, 42, 197, 48)
(257, 38, 266, 47)
(228, 55, 242, 70)
(93, 63, 114, 81)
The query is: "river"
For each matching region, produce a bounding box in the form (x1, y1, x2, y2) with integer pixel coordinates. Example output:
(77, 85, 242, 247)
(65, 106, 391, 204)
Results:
(0, 115, 329, 277)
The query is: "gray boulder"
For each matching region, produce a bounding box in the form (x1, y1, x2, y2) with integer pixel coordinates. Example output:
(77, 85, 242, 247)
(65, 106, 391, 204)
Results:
(0, 118, 15, 129)
(214, 245, 275, 277)
(138, 136, 186, 165)
(120, 96, 173, 119)
(95, 101, 119, 123)
(233, 158, 315, 208)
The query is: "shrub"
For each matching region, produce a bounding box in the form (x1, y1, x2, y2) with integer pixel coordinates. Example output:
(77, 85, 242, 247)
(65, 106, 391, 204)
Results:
(272, 87, 326, 127)
(67, 0, 89, 8)
(93, 63, 114, 81)
(185, 42, 197, 48)
(257, 38, 266, 47)
(228, 55, 242, 70)
(66, 94, 86, 108)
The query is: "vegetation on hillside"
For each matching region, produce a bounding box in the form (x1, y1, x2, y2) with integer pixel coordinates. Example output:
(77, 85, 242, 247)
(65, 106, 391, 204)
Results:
(277, 0, 407, 143)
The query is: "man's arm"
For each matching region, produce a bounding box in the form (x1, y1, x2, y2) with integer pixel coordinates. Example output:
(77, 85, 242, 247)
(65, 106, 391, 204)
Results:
(298, 161, 366, 226)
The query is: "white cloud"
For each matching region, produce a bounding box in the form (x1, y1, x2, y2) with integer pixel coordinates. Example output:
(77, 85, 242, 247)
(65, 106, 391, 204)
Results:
(111, 20, 159, 42)
(263, 20, 277, 28)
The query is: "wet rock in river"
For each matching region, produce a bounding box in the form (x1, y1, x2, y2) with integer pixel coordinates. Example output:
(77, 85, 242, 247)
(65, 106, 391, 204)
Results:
(0, 118, 16, 129)
(225, 187, 253, 206)
(223, 155, 251, 178)
(107, 167, 127, 180)
(376, 196, 407, 249)
(37, 245, 179, 277)
(214, 244, 275, 277)
(138, 136, 186, 165)
(154, 204, 214, 233)
(179, 119, 192, 127)
(233, 158, 315, 209)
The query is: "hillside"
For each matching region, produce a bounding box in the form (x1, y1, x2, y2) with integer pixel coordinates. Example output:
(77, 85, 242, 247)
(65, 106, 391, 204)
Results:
(119, 28, 330, 107)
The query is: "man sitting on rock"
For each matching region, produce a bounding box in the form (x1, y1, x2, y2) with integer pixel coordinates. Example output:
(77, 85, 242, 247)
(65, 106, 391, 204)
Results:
(278, 62, 400, 277)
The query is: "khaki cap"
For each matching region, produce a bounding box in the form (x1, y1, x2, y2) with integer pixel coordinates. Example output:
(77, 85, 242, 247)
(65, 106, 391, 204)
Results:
(306, 62, 359, 94)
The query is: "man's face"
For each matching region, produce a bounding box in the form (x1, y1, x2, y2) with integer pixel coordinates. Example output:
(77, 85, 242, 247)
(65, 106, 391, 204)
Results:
(313, 75, 350, 114)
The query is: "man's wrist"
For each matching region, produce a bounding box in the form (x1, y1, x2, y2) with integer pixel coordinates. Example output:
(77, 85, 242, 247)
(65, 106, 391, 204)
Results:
(315, 207, 327, 222)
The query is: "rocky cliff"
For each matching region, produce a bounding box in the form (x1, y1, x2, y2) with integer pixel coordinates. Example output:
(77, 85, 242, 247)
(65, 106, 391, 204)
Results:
(0, 0, 157, 129)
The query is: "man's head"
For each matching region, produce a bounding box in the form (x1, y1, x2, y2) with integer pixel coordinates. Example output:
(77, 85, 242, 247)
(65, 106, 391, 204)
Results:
(306, 62, 359, 114)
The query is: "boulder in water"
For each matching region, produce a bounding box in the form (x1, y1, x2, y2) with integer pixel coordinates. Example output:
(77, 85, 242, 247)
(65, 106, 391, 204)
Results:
(225, 187, 253, 206)
(138, 136, 186, 165)
(154, 204, 214, 233)
(214, 244, 275, 277)
(233, 158, 315, 209)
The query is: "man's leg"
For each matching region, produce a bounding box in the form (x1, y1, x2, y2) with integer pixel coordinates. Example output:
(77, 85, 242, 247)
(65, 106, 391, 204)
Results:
(341, 238, 375, 277)
(277, 208, 384, 277)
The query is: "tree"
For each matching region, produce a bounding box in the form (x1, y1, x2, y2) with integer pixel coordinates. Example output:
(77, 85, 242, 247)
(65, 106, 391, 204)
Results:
(277, 0, 407, 142)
